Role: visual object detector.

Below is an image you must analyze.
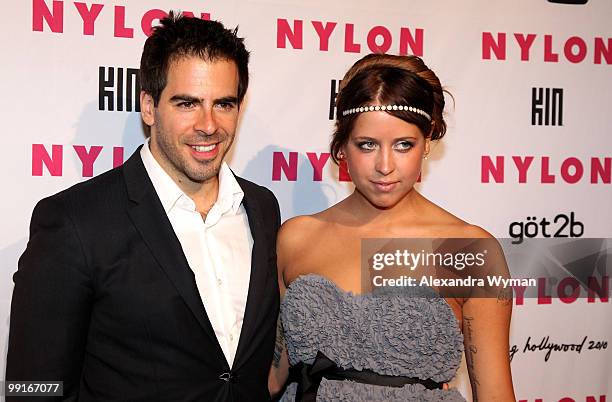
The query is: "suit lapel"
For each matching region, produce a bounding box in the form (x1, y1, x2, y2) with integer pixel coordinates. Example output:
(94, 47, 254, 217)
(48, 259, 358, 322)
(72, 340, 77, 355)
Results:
(233, 181, 270, 368)
(122, 148, 226, 363)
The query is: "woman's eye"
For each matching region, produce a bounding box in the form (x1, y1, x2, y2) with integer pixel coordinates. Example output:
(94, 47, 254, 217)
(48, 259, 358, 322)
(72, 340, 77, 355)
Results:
(358, 141, 377, 150)
(394, 141, 414, 151)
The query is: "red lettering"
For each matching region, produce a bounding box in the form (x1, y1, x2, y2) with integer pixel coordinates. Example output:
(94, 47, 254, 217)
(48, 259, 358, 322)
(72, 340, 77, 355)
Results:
(482, 32, 611, 64)
(541, 157, 555, 183)
(544, 35, 559, 62)
(512, 156, 534, 183)
(482, 156, 610, 184)
(588, 276, 609, 303)
(344, 23, 361, 53)
(513, 285, 527, 306)
(591, 157, 611, 184)
(277, 19, 303, 49)
(141, 9, 167, 37)
(594, 38, 612, 64)
(32, 144, 63, 176)
(560, 157, 583, 184)
(32, 0, 63, 33)
(564, 36, 588, 63)
(113, 146, 124, 168)
(558, 277, 580, 304)
(514, 33, 536, 61)
(73, 145, 103, 177)
(113, 5, 133, 38)
(312, 21, 337, 51)
(306, 152, 331, 181)
(275, 21, 424, 55)
(399, 28, 423, 56)
(482, 32, 506, 60)
(481, 156, 504, 183)
(537, 277, 552, 304)
(34, 4, 211, 38)
(272, 152, 298, 181)
(367, 26, 392, 53)
(339, 160, 352, 182)
(74, 2, 103, 36)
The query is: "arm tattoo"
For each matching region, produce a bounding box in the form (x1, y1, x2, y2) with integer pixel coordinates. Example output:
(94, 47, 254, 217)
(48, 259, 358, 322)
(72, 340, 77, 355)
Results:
(273, 318, 286, 368)
(497, 287, 513, 305)
(463, 315, 480, 401)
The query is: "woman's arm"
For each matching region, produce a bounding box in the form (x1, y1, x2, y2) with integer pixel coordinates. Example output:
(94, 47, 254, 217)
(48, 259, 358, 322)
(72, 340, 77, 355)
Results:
(461, 232, 516, 401)
(462, 294, 515, 401)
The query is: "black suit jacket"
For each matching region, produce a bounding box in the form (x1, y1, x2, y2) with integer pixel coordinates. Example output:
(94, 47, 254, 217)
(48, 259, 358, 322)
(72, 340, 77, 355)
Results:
(6, 149, 281, 401)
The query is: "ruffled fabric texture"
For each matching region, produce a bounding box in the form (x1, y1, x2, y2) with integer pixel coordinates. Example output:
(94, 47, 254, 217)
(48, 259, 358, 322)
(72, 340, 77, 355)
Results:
(279, 274, 465, 401)
(281, 380, 466, 402)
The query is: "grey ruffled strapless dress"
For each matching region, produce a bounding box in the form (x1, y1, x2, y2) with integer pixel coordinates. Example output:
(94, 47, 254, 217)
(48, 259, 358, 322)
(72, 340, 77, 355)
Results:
(280, 274, 466, 401)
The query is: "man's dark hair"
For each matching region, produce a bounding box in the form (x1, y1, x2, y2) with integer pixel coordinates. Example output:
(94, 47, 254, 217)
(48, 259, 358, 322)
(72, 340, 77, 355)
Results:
(140, 11, 250, 106)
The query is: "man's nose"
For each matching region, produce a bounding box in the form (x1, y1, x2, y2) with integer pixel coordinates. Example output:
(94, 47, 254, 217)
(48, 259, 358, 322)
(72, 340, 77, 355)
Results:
(194, 106, 218, 135)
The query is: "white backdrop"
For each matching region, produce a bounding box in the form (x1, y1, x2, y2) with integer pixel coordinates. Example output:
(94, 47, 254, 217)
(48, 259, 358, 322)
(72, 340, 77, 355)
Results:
(2, 0, 611, 401)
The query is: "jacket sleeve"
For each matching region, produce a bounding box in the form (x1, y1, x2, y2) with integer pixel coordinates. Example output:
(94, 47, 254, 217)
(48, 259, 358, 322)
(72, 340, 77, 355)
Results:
(6, 196, 94, 401)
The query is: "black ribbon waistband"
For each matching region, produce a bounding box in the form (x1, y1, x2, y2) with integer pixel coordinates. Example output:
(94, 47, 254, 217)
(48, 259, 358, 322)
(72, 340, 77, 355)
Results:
(289, 351, 444, 402)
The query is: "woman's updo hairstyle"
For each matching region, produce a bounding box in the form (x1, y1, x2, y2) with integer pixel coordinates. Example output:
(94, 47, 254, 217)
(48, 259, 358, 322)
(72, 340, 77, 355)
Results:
(331, 53, 448, 164)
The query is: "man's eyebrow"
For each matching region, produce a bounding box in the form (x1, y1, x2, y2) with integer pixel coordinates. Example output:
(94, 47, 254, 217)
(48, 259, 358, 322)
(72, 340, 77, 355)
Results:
(169, 94, 202, 103)
(214, 96, 238, 104)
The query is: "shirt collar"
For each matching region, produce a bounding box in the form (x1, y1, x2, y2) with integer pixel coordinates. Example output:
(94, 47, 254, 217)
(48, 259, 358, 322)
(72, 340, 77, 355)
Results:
(217, 162, 245, 215)
(140, 140, 244, 215)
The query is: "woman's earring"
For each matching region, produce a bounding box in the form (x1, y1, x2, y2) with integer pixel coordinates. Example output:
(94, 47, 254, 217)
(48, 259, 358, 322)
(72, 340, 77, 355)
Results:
(339, 151, 350, 174)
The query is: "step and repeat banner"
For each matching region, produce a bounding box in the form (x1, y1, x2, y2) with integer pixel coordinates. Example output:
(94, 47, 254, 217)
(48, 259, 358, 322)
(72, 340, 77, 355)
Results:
(2, 0, 611, 400)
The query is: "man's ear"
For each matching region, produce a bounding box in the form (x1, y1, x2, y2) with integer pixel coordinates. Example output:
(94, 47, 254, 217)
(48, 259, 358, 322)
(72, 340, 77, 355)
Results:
(140, 91, 155, 126)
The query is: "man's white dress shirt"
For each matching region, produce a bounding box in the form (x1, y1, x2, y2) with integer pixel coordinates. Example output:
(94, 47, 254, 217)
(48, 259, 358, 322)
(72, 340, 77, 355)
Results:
(141, 142, 253, 368)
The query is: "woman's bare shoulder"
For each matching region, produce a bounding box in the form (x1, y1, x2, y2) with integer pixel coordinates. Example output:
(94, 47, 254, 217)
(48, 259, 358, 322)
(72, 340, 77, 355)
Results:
(423, 200, 494, 239)
(277, 208, 339, 252)
(279, 202, 348, 235)
(279, 214, 325, 238)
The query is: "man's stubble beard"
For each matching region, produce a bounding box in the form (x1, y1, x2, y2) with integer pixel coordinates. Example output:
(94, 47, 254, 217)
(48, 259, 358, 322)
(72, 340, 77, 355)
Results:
(152, 119, 233, 184)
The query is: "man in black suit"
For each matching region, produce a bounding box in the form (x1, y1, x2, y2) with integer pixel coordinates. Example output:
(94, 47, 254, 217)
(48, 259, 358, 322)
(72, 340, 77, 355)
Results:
(7, 13, 280, 401)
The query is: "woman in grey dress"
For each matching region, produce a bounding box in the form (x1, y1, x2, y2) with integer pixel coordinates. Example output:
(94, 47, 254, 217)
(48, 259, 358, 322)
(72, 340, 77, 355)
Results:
(269, 54, 516, 401)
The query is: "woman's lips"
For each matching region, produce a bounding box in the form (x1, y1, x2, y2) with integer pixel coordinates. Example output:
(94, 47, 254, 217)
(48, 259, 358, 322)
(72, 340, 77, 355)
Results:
(371, 180, 399, 192)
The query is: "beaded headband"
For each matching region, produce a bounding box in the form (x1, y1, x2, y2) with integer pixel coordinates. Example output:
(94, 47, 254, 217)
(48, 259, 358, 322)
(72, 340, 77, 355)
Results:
(341, 104, 431, 121)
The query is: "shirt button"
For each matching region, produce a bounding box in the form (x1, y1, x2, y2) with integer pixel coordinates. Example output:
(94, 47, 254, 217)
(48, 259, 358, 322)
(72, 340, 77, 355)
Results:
(217, 278, 222, 286)
(229, 334, 234, 342)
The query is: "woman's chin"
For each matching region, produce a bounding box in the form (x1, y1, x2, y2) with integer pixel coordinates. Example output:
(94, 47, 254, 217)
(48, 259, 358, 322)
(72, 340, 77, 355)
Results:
(355, 185, 417, 210)
(364, 193, 405, 210)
